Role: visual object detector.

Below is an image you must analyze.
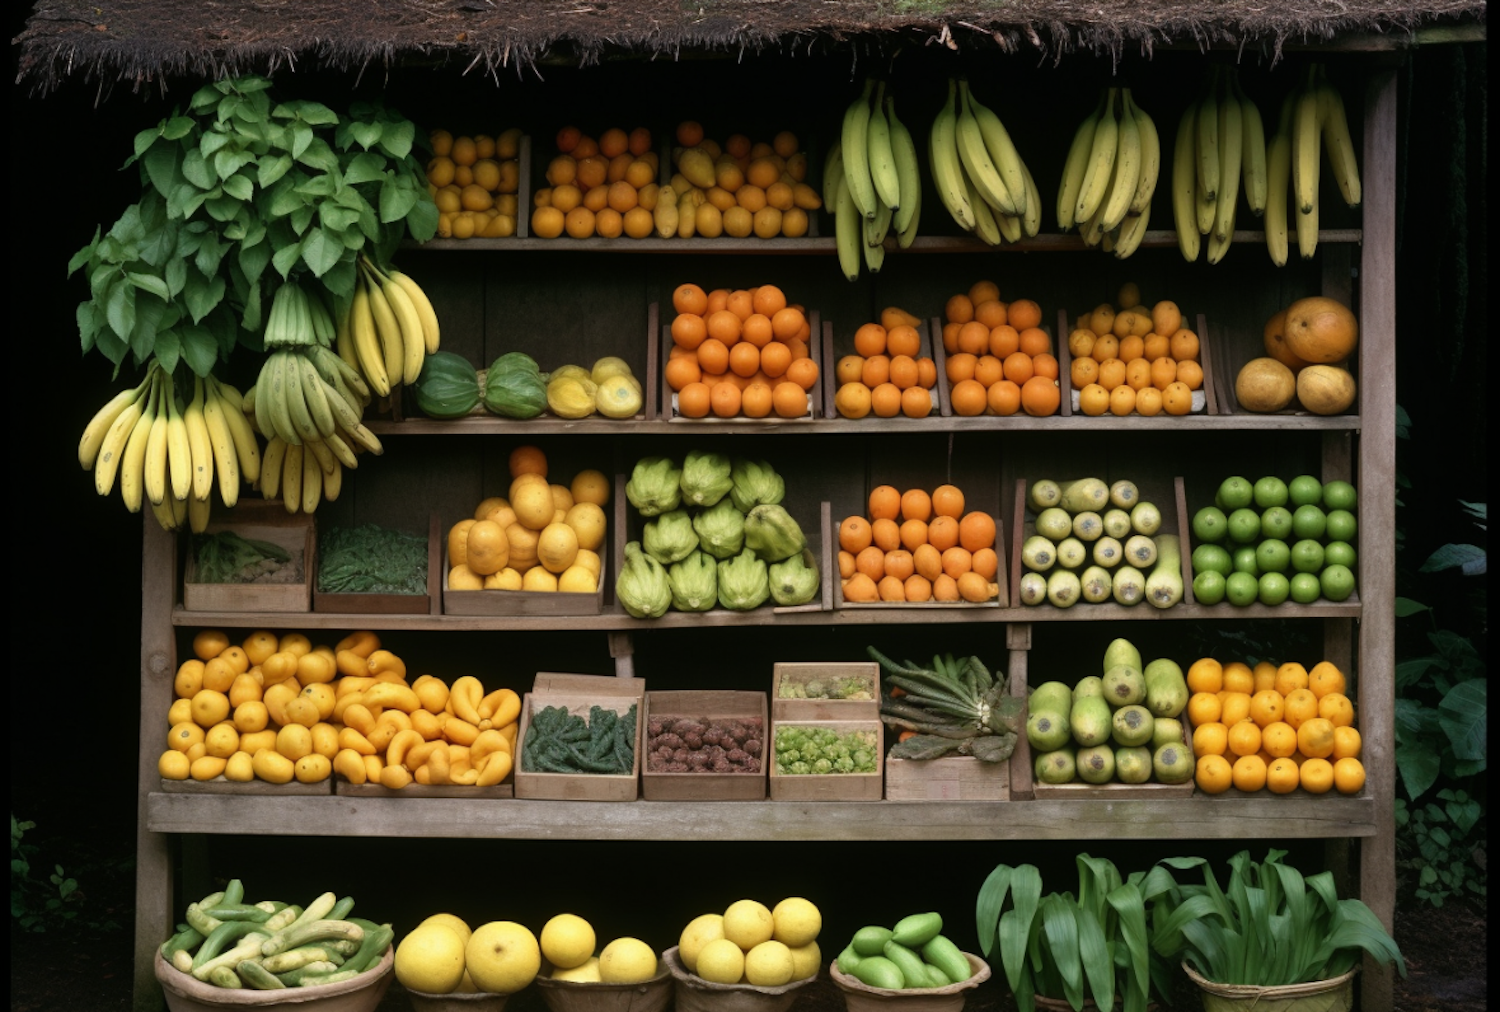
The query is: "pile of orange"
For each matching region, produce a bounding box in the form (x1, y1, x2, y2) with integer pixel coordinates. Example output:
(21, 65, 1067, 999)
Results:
(837, 484, 1000, 604)
(531, 125, 662, 240)
(832, 306, 940, 419)
(939, 280, 1061, 417)
(666, 282, 818, 419)
(1185, 656, 1365, 796)
(427, 128, 524, 239)
(665, 121, 823, 239)
(1068, 284, 1203, 417)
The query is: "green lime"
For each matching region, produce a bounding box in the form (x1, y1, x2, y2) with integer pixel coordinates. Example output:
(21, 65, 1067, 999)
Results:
(1253, 476, 1289, 509)
(1326, 509, 1358, 543)
(1323, 480, 1358, 511)
(1227, 508, 1262, 544)
(1288, 475, 1324, 507)
(1255, 538, 1290, 573)
(1324, 541, 1357, 568)
(1193, 570, 1227, 605)
(1290, 539, 1326, 574)
(1192, 506, 1228, 544)
(1261, 506, 1294, 541)
(1291, 504, 1328, 540)
(1320, 564, 1357, 602)
(1217, 476, 1254, 511)
(1232, 545, 1260, 576)
(1192, 543, 1234, 577)
(1289, 572, 1323, 603)
(1225, 571, 1260, 607)
(1258, 572, 1291, 606)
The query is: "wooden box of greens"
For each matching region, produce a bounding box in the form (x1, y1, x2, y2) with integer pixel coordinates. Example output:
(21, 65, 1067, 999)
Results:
(770, 662, 880, 721)
(767, 719, 884, 802)
(641, 690, 768, 801)
(514, 672, 645, 801)
(182, 512, 314, 613)
(313, 515, 441, 615)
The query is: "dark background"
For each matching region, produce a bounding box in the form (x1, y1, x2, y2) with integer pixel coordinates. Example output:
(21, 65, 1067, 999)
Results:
(6, 7, 1486, 1001)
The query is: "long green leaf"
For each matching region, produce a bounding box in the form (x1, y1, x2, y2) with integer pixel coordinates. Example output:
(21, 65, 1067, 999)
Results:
(1074, 903, 1114, 1010)
(1107, 882, 1150, 1007)
(977, 863, 1014, 958)
(1040, 895, 1082, 1000)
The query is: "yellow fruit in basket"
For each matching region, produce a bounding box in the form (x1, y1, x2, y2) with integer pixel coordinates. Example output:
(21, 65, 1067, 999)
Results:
(506, 524, 541, 571)
(599, 937, 658, 984)
(564, 502, 607, 552)
(770, 897, 821, 948)
(297, 649, 337, 685)
(512, 481, 557, 531)
(522, 567, 559, 593)
(467, 520, 511, 575)
(558, 566, 598, 594)
(397, 921, 468, 995)
(540, 913, 597, 970)
(420, 914, 474, 948)
(449, 564, 484, 590)
(538, 522, 580, 573)
(695, 938, 746, 984)
(252, 748, 296, 784)
(549, 484, 576, 514)
(224, 750, 255, 782)
(467, 921, 541, 994)
(552, 957, 602, 982)
(168, 697, 194, 726)
(571, 549, 602, 579)
(190, 689, 230, 727)
(203, 722, 239, 759)
(722, 899, 775, 951)
(788, 941, 821, 981)
(484, 568, 524, 591)
(570, 469, 611, 507)
(168, 721, 205, 753)
(174, 659, 205, 699)
(158, 750, 191, 779)
(679, 913, 726, 973)
(743, 940, 794, 987)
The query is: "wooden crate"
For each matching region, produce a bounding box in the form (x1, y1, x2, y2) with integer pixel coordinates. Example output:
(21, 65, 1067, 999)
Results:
(770, 662, 880, 720)
(336, 781, 513, 799)
(514, 673, 644, 801)
(883, 756, 1012, 802)
(441, 513, 607, 617)
(659, 308, 824, 421)
(313, 513, 441, 615)
(1008, 474, 1193, 615)
(768, 719, 884, 801)
(641, 690, 768, 800)
(158, 776, 332, 796)
(1055, 309, 1222, 417)
(818, 316, 951, 419)
(182, 513, 314, 613)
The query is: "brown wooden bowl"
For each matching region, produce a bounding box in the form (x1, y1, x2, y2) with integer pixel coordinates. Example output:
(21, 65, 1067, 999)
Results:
(154, 947, 394, 1012)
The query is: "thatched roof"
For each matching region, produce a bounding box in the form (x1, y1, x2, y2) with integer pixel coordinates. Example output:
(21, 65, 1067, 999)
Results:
(14, 0, 1487, 96)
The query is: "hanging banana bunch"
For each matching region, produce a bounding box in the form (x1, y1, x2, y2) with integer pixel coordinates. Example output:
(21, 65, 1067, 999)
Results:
(1056, 86, 1160, 259)
(339, 254, 442, 397)
(1263, 63, 1362, 265)
(831, 78, 924, 280)
(79, 362, 261, 533)
(928, 77, 1040, 250)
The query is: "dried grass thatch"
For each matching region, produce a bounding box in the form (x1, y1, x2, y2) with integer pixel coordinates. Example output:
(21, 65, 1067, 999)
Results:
(14, 0, 1487, 96)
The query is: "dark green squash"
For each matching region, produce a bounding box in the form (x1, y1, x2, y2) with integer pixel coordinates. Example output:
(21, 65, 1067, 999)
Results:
(483, 352, 548, 419)
(412, 352, 481, 419)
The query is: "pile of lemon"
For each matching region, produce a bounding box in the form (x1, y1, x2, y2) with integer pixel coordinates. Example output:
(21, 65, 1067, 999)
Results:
(679, 897, 823, 987)
(427, 128, 524, 239)
(539, 912, 661, 984)
(447, 445, 611, 594)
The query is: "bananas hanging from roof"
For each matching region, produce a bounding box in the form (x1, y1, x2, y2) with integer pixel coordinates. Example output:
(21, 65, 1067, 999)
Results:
(1057, 86, 1161, 258)
(928, 77, 1040, 248)
(833, 78, 929, 279)
(336, 256, 441, 397)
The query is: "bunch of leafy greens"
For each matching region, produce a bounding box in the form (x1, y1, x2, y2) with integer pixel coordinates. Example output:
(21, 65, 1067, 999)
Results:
(68, 75, 437, 379)
(316, 524, 428, 595)
(191, 530, 292, 584)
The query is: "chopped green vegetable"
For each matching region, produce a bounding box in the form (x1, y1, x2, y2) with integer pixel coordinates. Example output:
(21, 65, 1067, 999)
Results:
(315, 524, 427, 595)
(522, 704, 637, 774)
(191, 531, 293, 584)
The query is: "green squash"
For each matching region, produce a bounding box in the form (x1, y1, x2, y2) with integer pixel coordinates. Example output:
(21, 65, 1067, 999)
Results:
(412, 352, 481, 419)
(483, 352, 548, 419)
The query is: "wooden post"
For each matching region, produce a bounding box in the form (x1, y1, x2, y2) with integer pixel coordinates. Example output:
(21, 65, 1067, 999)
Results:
(1357, 63, 1400, 1012)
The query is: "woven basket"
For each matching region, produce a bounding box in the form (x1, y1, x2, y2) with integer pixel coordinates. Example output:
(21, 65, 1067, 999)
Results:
(1182, 962, 1356, 1012)
(663, 946, 815, 1012)
(1032, 992, 1157, 1011)
(829, 952, 990, 1012)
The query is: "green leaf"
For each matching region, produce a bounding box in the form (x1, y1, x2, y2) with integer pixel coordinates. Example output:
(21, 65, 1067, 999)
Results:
(349, 120, 383, 151)
(170, 181, 209, 220)
(162, 115, 197, 141)
(319, 203, 361, 233)
(126, 272, 171, 301)
(77, 301, 103, 353)
(301, 227, 346, 277)
(165, 257, 187, 297)
(222, 171, 254, 201)
(272, 240, 303, 279)
(179, 324, 220, 376)
(199, 130, 232, 158)
(1395, 597, 1430, 617)
(977, 863, 1015, 960)
(290, 204, 315, 235)
(132, 125, 164, 160)
(67, 228, 102, 276)
(181, 148, 216, 189)
(1074, 904, 1114, 1010)
(379, 175, 418, 223)
(152, 327, 181, 374)
(189, 82, 221, 110)
(1419, 543, 1487, 576)
(95, 326, 129, 366)
(290, 123, 314, 159)
(106, 278, 137, 340)
(214, 147, 256, 183)
(294, 173, 338, 197)
(297, 137, 339, 172)
(257, 154, 293, 188)
(194, 234, 226, 278)
(343, 152, 387, 185)
(377, 119, 416, 159)
(142, 143, 182, 199)
(274, 98, 339, 126)
(183, 270, 227, 324)
(237, 237, 272, 289)
(321, 257, 358, 300)
(1437, 679, 1487, 763)
(405, 198, 439, 242)
(267, 176, 306, 217)
(205, 195, 241, 222)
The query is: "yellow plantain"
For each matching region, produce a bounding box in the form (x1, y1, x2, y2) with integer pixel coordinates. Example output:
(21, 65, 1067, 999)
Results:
(965, 171, 1003, 247)
(322, 457, 344, 503)
(187, 493, 213, 533)
(201, 378, 240, 508)
(295, 354, 337, 439)
(184, 375, 215, 501)
(1213, 79, 1243, 242)
(1292, 71, 1322, 215)
(301, 442, 322, 514)
(840, 77, 878, 220)
(929, 79, 975, 231)
(886, 96, 923, 242)
(118, 376, 159, 513)
(821, 142, 845, 216)
(1318, 79, 1362, 207)
(955, 80, 1017, 216)
(1057, 94, 1102, 231)
(1196, 69, 1221, 202)
(1238, 80, 1269, 216)
(1099, 89, 1141, 233)
(865, 81, 901, 211)
(1171, 103, 1201, 262)
(304, 436, 337, 476)
(211, 376, 262, 484)
(93, 389, 146, 496)
(163, 372, 192, 502)
(1075, 88, 1120, 226)
(361, 266, 406, 389)
(143, 379, 170, 507)
(79, 372, 151, 471)
(389, 269, 441, 354)
(260, 436, 286, 499)
(1019, 158, 1043, 237)
(1125, 89, 1160, 217)
(322, 429, 360, 470)
(280, 442, 303, 513)
(1113, 203, 1152, 260)
(350, 276, 390, 397)
(1264, 93, 1297, 267)
(834, 176, 863, 282)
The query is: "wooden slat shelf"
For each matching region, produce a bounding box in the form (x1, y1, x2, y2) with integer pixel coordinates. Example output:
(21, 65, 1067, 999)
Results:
(145, 793, 1377, 841)
(404, 230, 1364, 255)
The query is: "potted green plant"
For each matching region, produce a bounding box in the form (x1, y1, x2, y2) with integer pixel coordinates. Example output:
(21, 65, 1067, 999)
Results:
(976, 854, 1169, 1012)
(1145, 848, 1405, 1008)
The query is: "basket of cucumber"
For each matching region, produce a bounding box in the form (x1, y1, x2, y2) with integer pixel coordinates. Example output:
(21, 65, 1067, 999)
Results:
(829, 953, 990, 1012)
(154, 946, 394, 1011)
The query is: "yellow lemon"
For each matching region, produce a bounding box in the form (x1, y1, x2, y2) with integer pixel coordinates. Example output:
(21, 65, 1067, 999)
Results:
(278, 632, 312, 657)
(540, 913, 596, 971)
(190, 755, 228, 781)
(168, 721, 205, 753)
(598, 937, 658, 984)
(570, 469, 611, 506)
(484, 568, 524, 591)
(770, 897, 821, 948)
(722, 899, 775, 951)
(395, 922, 468, 994)
(167, 697, 194, 727)
(552, 957, 601, 982)
(474, 496, 510, 522)
(571, 549, 602, 579)
(678, 913, 725, 973)
(787, 941, 821, 981)
(549, 483, 576, 513)
(743, 940, 794, 987)
(694, 938, 745, 984)
(241, 630, 279, 666)
(506, 524, 540, 572)
(203, 722, 240, 759)
(466, 520, 510, 576)
(537, 522, 580, 574)
(158, 749, 191, 779)
(449, 564, 484, 590)
(521, 567, 559, 593)
(510, 480, 557, 530)
(564, 502, 607, 552)
(466, 921, 541, 994)
(224, 750, 255, 782)
(174, 659, 205, 698)
(557, 565, 597, 595)
(191, 688, 230, 727)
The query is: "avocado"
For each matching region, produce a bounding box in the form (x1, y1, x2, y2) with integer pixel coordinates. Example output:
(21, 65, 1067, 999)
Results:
(1070, 695, 1113, 747)
(1101, 664, 1147, 707)
(1076, 744, 1116, 784)
(1114, 745, 1153, 784)
(1111, 704, 1155, 747)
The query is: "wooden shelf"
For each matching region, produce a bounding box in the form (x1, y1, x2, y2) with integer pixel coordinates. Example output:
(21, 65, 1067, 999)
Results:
(146, 792, 1377, 841)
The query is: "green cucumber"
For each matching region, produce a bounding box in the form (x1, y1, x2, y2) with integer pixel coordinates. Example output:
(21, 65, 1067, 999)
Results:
(889, 911, 943, 948)
(191, 920, 264, 971)
(161, 925, 205, 959)
(262, 945, 347, 974)
(263, 905, 302, 933)
(221, 879, 245, 906)
(851, 955, 905, 990)
(205, 902, 273, 922)
(171, 950, 194, 973)
(260, 919, 363, 958)
(185, 902, 223, 936)
(275, 961, 340, 985)
(836, 944, 863, 974)
(920, 934, 972, 985)
(296, 968, 360, 987)
(328, 896, 356, 921)
(344, 923, 393, 974)
(236, 959, 286, 989)
(881, 940, 928, 987)
(923, 963, 952, 988)
(207, 965, 242, 989)
(192, 933, 270, 981)
(851, 925, 894, 957)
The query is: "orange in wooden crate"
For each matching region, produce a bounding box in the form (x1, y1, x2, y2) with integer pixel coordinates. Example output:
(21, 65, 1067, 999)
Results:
(939, 281, 1060, 417)
(666, 283, 817, 419)
(836, 483, 999, 605)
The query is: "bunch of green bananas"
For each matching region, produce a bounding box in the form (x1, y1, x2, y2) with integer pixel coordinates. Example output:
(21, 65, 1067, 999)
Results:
(1169, 66, 1271, 265)
(1263, 64, 1363, 266)
(248, 281, 384, 515)
(828, 78, 923, 279)
(1057, 86, 1161, 259)
(79, 363, 261, 533)
(928, 78, 1042, 250)
(343, 254, 441, 398)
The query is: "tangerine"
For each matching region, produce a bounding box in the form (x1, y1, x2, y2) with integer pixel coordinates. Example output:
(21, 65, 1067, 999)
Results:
(1332, 757, 1366, 794)
(987, 380, 1022, 416)
(1196, 754, 1233, 794)
(1232, 754, 1268, 792)
(772, 380, 808, 417)
(950, 379, 988, 416)
(1021, 376, 1061, 416)
(989, 325, 1020, 359)
(868, 485, 902, 521)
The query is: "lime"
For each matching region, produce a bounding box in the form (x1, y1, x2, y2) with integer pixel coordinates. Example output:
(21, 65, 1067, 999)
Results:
(1192, 543, 1234, 577)
(1326, 509, 1358, 543)
(1225, 571, 1260, 606)
(1289, 572, 1323, 604)
(1261, 506, 1294, 541)
(1227, 508, 1262, 544)
(1324, 541, 1357, 568)
(1216, 476, 1254, 511)
(1323, 480, 1358, 511)
(1258, 572, 1291, 606)
(1232, 545, 1260, 576)
(1193, 570, 1227, 605)
(1192, 506, 1228, 543)
(1292, 504, 1328, 540)
(1255, 538, 1291, 573)
(1290, 539, 1326, 573)
(1320, 564, 1357, 602)
(1288, 475, 1324, 506)
(1253, 476, 1289, 509)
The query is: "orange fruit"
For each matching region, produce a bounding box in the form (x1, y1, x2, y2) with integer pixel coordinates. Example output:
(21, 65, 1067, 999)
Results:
(1187, 658, 1224, 694)
(1220, 691, 1252, 727)
(1163, 382, 1194, 415)
(1249, 689, 1286, 727)
(1253, 661, 1279, 692)
(958, 511, 996, 552)
(968, 280, 1000, 305)
(1098, 358, 1127, 391)
(987, 379, 1022, 416)
(1117, 334, 1145, 362)
(887, 325, 921, 359)
(884, 549, 916, 581)
(946, 352, 978, 384)
(973, 299, 1008, 329)
(989, 325, 1020, 359)
(1007, 299, 1042, 331)
(1021, 376, 1061, 417)
(1196, 754, 1233, 794)
(861, 354, 891, 388)
(945, 294, 975, 324)
(950, 379, 988, 417)
(1152, 301, 1183, 337)
(1333, 757, 1366, 794)
(1108, 384, 1137, 416)
(1332, 725, 1362, 760)
(932, 574, 961, 602)
(1266, 757, 1301, 794)
(1003, 352, 1034, 385)
(728, 341, 760, 378)
(1071, 356, 1100, 390)
(759, 341, 792, 379)
(836, 354, 866, 385)
(899, 518, 929, 552)
(696, 338, 730, 376)
(706, 310, 742, 346)
(1078, 383, 1110, 416)
(1125, 357, 1154, 390)
(842, 573, 879, 602)
(871, 517, 902, 553)
(671, 313, 707, 349)
(1150, 356, 1178, 390)
(1142, 333, 1171, 361)
(785, 357, 819, 391)
(931, 484, 965, 519)
(772, 380, 808, 417)
(771, 307, 806, 341)
(913, 543, 944, 582)
(941, 322, 961, 355)
(971, 547, 998, 580)
(1283, 688, 1319, 728)
(900, 488, 933, 523)
(1018, 327, 1051, 357)
(1193, 721, 1228, 757)
(927, 516, 960, 552)
(899, 383, 931, 419)
(955, 321, 988, 355)
(1296, 717, 1337, 759)
(868, 485, 901, 521)
(838, 550, 857, 580)
(1261, 721, 1298, 758)
(1134, 386, 1163, 416)
(1187, 691, 1223, 727)
(941, 546, 974, 579)
(741, 381, 774, 418)
(741, 313, 774, 348)
(840, 516, 874, 554)
(663, 356, 700, 391)
(1176, 361, 1204, 392)
(1221, 662, 1255, 694)
(1232, 754, 1269, 792)
(854, 545, 887, 582)
(1067, 328, 1097, 359)
(677, 381, 711, 418)
(833, 381, 872, 419)
(853, 323, 888, 357)
(1227, 719, 1262, 757)
(903, 574, 933, 603)
(877, 575, 907, 602)
(1031, 353, 1059, 380)
(1090, 334, 1120, 362)
(1308, 661, 1347, 698)
(972, 355, 1005, 388)
(870, 383, 902, 418)
(709, 379, 742, 417)
(1318, 692, 1355, 727)
(1299, 757, 1335, 794)
(1283, 296, 1359, 364)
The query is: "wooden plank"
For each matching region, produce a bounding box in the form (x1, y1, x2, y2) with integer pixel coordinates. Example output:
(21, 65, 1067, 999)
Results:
(1007, 623, 1033, 800)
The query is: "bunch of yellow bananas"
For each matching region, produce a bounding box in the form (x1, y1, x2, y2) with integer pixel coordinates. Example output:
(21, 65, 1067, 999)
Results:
(1264, 63, 1362, 266)
(1057, 86, 1161, 259)
(342, 255, 441, 399)
(829, 78, 923, 279)
(927, 78, 1042, 251)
